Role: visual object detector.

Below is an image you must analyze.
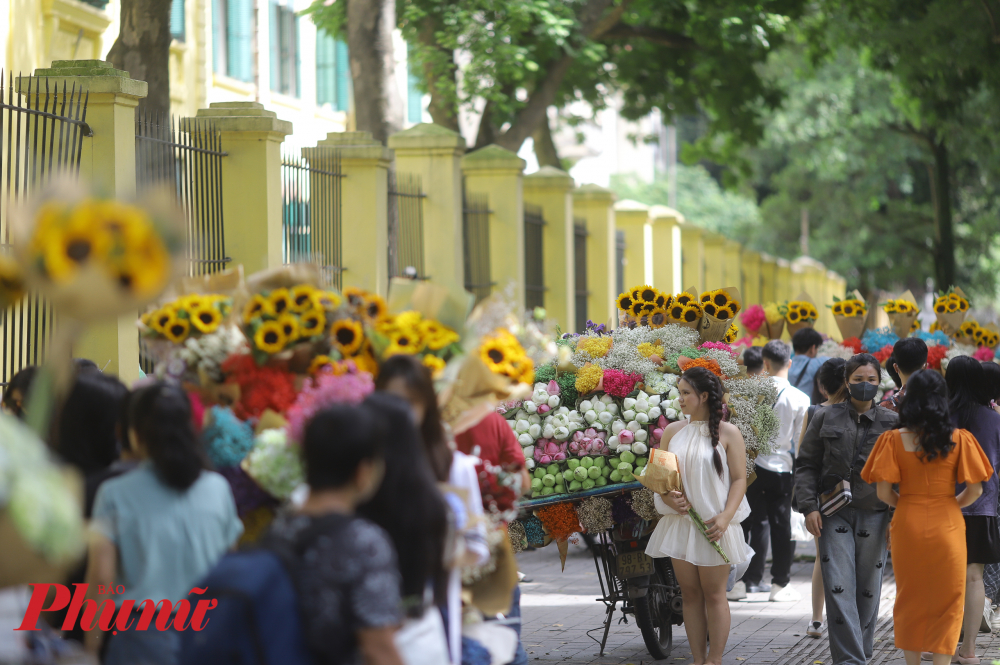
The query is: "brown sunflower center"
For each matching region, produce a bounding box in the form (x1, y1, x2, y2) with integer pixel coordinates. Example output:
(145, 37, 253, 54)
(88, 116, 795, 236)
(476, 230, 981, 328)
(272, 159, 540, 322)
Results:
(713, 294, 728, 307)
(274, 299, 287, 313)
(295, 294, 311, 307)
(684, 309, 698, 322)
(641, 289, 656, 302)
(670, 306, 684, 318)
(170, 324, 185, 336)
(199, 312, 214, 324)
(367, 303, 380, 318)
(336, 327, 356, 345)
(263, 330, 280, 345)
(398, 336, 410, 346)
(619, 297, 633, 309)
(282, 323, 294, 336)
(157, 315, 170, 327)
(487, 349, 504, 364)
(118, 273, 133, 288)
(66, 239, 91, 262)
(717, 310, 730, 320)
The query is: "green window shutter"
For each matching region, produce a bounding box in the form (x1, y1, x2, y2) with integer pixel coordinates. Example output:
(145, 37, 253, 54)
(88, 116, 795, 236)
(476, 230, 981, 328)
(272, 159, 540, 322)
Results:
(170, 0, 185, 41)
(212, 0, 225, 74)
(334, 40, 350, 112)
(226, 0, 252, 82)
(269, 0, 279, 91)
(294, 16, 300, 98)
(316, 29, 335, 106)
(407, 44, 422, 123)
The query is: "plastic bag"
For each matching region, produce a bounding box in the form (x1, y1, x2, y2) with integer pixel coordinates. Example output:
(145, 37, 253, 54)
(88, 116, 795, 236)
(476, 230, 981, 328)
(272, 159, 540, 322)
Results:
(791, 510, 812, 542)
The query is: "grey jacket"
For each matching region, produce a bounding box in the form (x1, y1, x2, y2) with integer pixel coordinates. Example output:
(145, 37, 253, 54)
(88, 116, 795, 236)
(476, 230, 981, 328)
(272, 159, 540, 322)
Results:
(794, 402, 899, 515)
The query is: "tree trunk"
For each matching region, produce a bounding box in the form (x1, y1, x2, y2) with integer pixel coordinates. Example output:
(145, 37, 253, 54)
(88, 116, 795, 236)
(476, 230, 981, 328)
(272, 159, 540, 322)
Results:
(532, 112, 560, 167)
(107, 0, 172, 116)
(928, 137, 955, 288)
(473, 100, 496, 149)
(347, 0, 403, 144)
(417, 21, 459, 133)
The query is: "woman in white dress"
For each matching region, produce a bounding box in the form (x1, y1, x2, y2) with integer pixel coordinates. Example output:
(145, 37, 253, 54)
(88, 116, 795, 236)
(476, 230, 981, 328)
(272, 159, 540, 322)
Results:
(646, 367, 753, 665)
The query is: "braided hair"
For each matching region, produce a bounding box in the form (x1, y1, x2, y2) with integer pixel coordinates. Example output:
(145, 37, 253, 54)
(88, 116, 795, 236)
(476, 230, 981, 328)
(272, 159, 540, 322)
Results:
(681, 366, 726, 479)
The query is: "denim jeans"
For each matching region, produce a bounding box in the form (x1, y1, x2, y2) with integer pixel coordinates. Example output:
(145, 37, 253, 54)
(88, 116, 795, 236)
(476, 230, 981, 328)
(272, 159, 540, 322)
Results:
(505, 585, 528, 665)
(743, 467, 796, 587)
(104, 627, 179, 665)
(818, 507, 890, 665)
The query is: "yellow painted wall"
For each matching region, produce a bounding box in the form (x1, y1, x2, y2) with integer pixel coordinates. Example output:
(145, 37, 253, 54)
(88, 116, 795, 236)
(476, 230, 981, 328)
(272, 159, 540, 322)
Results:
(524, 166, 575, 331)
(613, 200, 650, 296)
(648, 206, 682, 295)
(680, 225, 704, 294)
(573, 184, 617, 329)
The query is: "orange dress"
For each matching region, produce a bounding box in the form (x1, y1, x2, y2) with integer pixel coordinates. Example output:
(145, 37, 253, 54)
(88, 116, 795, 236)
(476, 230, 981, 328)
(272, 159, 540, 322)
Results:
(861, 429, 993, 654)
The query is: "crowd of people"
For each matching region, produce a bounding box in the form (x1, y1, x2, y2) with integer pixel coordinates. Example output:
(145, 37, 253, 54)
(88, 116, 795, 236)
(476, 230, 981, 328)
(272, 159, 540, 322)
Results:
(644, 327, 1000, 665)
(0, 354, 530, 665)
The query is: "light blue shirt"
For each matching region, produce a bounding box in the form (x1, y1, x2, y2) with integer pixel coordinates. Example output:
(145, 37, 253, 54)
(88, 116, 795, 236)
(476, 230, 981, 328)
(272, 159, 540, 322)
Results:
(789, 354, 829, 398)
(91, 462, 243, 604)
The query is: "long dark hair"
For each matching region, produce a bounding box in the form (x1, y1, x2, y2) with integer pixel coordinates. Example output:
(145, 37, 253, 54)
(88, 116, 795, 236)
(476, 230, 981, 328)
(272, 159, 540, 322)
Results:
(946, 355, 988, 430)
(52, 371, 128, 475)
(375, 354, 452, 482)
(356, 393, 449, 603)
(681, 367, 725, 479)
(129, 383, 206, 490)
(813, 357, 847, 404)
(982, 361, 1000, 403)
(898, 370, 955, 462)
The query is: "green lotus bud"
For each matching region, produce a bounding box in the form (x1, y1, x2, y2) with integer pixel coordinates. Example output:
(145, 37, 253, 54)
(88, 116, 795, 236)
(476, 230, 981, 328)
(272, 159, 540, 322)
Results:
(602, 466, 612, 478)
(581, 457, 594, 469)
(618, 462, 633, 473)
(582, 479, 595, 490)
(635, 456, 648, 468)
(541, 487, 554, 496)
(547, 464, 560, 475)
(610, 470, 622, 483)
(595, 477, 607, 487)
(594, 457, 607, 469)
(534, 468, 546, 480)
(563, 470, 575, 482)
(567, 458, 581, 470)
(543, 474, 556, 487)
(588, 466, 601, 479)
(531, 478, 542, 491)
(620, 450, 636, 464)
(569, 480, 583, 491)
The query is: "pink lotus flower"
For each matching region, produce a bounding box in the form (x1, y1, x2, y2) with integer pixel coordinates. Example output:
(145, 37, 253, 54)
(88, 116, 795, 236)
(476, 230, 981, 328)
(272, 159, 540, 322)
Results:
(619, 430, 634, 445)
(573, 431, 585, 442)
(538, 404, 551, 414)
(658, 415, 668, 428)
(539, 454, 552, 464)
(553, 452, 567, 461)
(545, 441, 560, 455)
(547, 380, 560, 395)
(653, 427, 664, 441)
(585, 428, 598, 439)
(568, 442, 582, 454)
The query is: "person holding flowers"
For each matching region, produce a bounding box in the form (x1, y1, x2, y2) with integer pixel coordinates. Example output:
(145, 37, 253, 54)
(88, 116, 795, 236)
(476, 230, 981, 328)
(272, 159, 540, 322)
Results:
(645, 366, 753, 665)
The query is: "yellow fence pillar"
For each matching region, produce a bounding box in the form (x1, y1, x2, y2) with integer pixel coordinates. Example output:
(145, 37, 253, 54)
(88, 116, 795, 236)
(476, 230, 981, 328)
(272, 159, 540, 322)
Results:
(462, 145, 526, 311)
(760, 254, 777, 304)
(702, 232, 725, 291)
(309, 131, 392, 294)
(196, 102, 292, 275)
(681, 225, 705, 293)
(724, 240, 742, 292)
(648, 206, 683, 295)
(388, 124, 466, 292)
(27, 60, 148, 384)
(573, 184, 617, 329)
(524, 166, 575, 331)
(777, 259, 794, 303)
(742, 250, 762, 307)
(613, 200, 651, 297)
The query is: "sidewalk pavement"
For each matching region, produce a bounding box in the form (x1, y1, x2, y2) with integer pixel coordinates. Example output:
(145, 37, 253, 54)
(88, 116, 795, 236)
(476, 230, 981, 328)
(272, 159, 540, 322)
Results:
(517, 540, 1000, 665)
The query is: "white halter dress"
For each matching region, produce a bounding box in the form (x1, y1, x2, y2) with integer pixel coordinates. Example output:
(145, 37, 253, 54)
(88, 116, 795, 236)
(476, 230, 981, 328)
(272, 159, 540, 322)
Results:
(645, 420, 753, 566)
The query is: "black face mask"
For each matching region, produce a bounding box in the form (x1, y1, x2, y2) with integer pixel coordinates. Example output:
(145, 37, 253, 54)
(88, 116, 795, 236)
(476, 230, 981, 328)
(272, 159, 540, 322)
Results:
(848, 381, 879, 402)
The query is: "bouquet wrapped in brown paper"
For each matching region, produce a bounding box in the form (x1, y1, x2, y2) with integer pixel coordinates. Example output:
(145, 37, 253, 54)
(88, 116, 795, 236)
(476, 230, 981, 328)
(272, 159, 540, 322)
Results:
(830, 290, 868, 340)
(636, 447, 729, 563)
(786, 292, 819, 337)
(698, 286, 742, 343)
(666, 288, 704, 330)
(883, 289, 920, 339)
(932, 287, 970, 337)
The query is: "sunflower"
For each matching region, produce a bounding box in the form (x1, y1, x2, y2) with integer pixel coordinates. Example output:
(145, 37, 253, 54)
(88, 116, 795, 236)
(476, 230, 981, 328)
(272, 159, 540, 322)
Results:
(638, 285, 658, 304)
(243, 294, 272, 322)
(350, 351, 380, 376)
(910, 319, 921, 334)
(480, 332, 518, 370)
(974, 328, 987, 344)
(331, 319, 364, 355)
(422, 319, 460, 350)
(724, 303, 739, 319)
(725, 323, 739, 344)
(299, 309, 327, 337)
(140, 310, 154, 328)
(268, 288, 292, 316)
(787, 310, 801, 324)
(631, 287, 644, 303)
(163, 316, 190, 344)
(832, 302, 845, 316)
(422, 354, 446, 377)
(649, 308, 668, 329)
(617, 292, 634, 312)
(882, 301, 896, 314)
(675, 293, 694, 306)
(669, 303, 686, 320)
(363, 294, 388, 321)
(150, 307, 175, 334)
(959, 299, 969, 312)
(948, 293, 961, 303)
(654, 293, 668, 309)
(700, 292, 713, 304)
(714, 307, 731, 321)
(630, 301, 645, 317)
(681, 305, 701, 323)
(712, 290, 731, 308)
(842, 303, 855, 317)
(290, 285, 319, 312)
(309, 355, 333, 374)
(254, 320, 287, 354)
(947, 301, 960, 313)
(312, 290, 343, 311)
(39, 201, 114, 283)
(703, 303, 718, 317)
(387, 328, 423, 356)
(344, 286, 367, 308)
(276, 313, 300, 344)
(934, 302, 948, 314)
(190, 306, 223, 334)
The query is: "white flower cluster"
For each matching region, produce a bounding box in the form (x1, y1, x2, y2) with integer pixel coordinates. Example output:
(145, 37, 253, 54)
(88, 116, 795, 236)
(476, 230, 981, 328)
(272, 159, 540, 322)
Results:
(654, 323, 702, 357)
(817, 339, 856, 360)
(607, 391, 662, 456)
(166, 325, 246, 382)
(942, 343, 977, 373)
(643, 370, 678, 395)
(724, 374, 780, 472)
(578, 393, 620, 428)
(701, 348, 740, 378)
(877, 368, 895, 403)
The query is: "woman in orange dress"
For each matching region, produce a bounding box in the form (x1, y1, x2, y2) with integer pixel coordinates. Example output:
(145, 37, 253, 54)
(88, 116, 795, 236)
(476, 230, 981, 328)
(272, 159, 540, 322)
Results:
(861, 370, 993, 665)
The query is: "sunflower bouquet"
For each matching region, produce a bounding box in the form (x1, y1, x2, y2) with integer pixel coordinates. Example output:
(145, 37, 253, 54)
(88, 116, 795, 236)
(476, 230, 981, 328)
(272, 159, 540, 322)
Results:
(882, 290, 921, 338)
(479, 328, 535, 385)
(932, 287, 970, 337)
(616, 285, 670, 329)
(369, 310, 461, 378)
(785, 295, 819, 335)
(954, 320, 981, 345)
(830, 293, 867, 340)
(697, 287, 742, 343)
(241, 284, 344, 365)
(762, 302, 788, 339)
(980, 325, 1000, 350)
(666, 290, 703, 328)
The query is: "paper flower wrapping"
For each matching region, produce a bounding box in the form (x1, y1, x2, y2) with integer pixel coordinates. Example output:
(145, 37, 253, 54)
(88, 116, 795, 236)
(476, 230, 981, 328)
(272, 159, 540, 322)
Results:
(285, 365, 375, 443)
(242, 428, 304, 500)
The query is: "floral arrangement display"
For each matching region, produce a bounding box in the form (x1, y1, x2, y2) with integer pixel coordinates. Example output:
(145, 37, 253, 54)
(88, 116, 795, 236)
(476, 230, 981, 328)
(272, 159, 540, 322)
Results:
(785, 299, 819, 333)
(241, 284, 343, 363)
(740, 304, 766, 337)
(700, 289, 742, 322)
(479, 328, 535, 385)
(831, 297, 866, 318)
(724, 374, 779, 474)
(370, 309, 461, 377)
(762, 302, 788, 339)
(883, 291, 921, 339)
(241, 428, 304, 501)
(932, 287, 970, 337)
(285, 365, 375, 443)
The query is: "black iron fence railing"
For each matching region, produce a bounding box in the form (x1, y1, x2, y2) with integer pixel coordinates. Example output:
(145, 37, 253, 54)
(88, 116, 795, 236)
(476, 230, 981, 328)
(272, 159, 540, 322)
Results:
(388, 170, 426, 280)
(463, 190, 493, 304)
(524, 203, 546, 310)
(135, 112, 229, 276)
(282, 149, 344, 289)
(574, 218, 589, 333)
(1, 73, 89, 386)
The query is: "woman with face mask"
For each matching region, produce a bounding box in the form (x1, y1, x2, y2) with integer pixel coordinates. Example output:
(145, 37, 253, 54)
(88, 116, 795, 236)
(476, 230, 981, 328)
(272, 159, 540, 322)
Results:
(794, 353, 899, 665)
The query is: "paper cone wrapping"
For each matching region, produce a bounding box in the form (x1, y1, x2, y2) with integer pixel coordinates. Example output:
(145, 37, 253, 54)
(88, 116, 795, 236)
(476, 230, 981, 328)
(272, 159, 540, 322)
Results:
(439, 356, 530, 435)
(935, 287, 969, 337)
(887, 289, 919, 338)
(668, 287, 703, 331)
(764, 318, 786, 340)
(635, 448, 684, 495)
(786, 320, 814, 337)
(982, 323, 1000, 350)
(389, 277, 474, 335)
(698, 287, 742, 343)
(467, 532, 519, 615)
(833, 290, 868, 340)
(617, 309, 637, 328)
